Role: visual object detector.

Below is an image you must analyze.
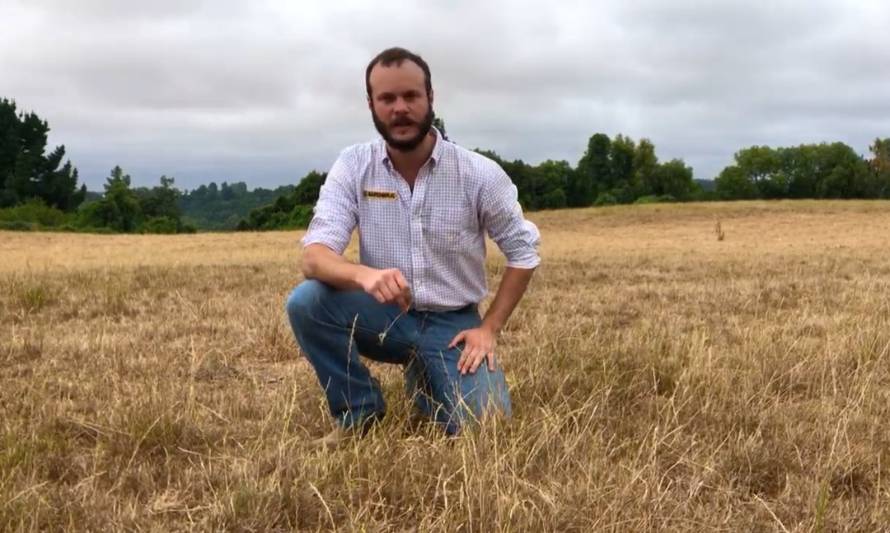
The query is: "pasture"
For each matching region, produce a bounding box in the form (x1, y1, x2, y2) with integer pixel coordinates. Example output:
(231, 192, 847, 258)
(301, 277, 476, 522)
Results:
(2, 201, 889, 531)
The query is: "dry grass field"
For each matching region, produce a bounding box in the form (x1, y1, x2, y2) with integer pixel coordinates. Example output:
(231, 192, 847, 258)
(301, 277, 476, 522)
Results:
(2, 200, 890, 531)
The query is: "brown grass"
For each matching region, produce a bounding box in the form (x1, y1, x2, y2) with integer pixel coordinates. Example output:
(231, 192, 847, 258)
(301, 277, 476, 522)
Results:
(2, 200, 889, 531)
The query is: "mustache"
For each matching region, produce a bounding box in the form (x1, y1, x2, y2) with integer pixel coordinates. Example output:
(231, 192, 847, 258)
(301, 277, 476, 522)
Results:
(390, 117, 416, 127)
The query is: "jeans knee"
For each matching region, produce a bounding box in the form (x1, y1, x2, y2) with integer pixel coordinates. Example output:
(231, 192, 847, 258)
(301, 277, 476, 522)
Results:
(463, 368, 512, 420)
(285, 279, 329, 326)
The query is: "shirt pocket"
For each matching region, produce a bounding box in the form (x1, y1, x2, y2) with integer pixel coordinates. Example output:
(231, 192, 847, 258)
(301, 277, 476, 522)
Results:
(422, 204, 473, 252)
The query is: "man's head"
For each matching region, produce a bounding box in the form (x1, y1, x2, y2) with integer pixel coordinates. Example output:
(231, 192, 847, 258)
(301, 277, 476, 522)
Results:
(365, 47, 435, 153)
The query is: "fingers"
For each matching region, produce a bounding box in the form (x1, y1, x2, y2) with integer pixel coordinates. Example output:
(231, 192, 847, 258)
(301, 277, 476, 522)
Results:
(452, 329, 498, 375)
(383, 277, 408, 311)
(371, 289, 387, 304)
(468, 348, 495, 375)
(457, 345, 473, 374)
(462, 347, 480, 375)
(448, 331, 466, 349)
(460, 346, 494, 375)
(393, 269, 409, 292)
(393, 271, 412, 308)
(367, 269, 412, 310)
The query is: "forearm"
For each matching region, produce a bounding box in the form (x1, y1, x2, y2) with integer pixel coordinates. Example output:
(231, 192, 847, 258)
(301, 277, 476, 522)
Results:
(301, 243, 372, 291)
(481, 266, 535, 334)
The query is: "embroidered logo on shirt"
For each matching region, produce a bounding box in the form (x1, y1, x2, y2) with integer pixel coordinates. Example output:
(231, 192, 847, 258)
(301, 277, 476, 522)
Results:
(363, 189, 398, 200)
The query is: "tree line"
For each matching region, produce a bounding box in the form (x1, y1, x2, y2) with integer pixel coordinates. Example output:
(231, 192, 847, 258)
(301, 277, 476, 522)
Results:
(0, 99, 293, 233)
(3, 98, 890, 233)
(715, 142, 890, 200)
(238, 131, 890, 231)
(236, 128, 704, 230)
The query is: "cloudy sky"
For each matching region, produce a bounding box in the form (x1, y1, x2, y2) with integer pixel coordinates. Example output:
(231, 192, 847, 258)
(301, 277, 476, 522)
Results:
(1, 0, 888, 191)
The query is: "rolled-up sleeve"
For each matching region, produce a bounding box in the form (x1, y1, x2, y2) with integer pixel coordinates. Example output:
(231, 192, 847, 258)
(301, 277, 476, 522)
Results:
(301, 150, 358, 254)
(480, 167, 541, 269)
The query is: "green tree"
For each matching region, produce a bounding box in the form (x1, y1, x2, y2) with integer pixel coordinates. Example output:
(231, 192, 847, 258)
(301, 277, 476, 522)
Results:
(868, 138, 890, 197)
(723, 146, 782, 198)
(652, 159, 696, 200)
(292, 171, 327, 205)
(715, 166, 759, 200)
(137, 175, 185, 232)
(633, 138, 659, 198)
(572, 133, 611, 206)
(531, 160, 571, 209)
(814, 143, 872, 198)
(79, 166, 142, 232)
(237, 169, 331, 230)
(608, 134, 636, 201)
(0, 98, 84, 210)
(784, 145, 818, 198)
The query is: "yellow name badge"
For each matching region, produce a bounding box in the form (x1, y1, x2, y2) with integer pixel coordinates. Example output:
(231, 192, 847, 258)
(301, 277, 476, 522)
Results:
(363, 189, 398, 200)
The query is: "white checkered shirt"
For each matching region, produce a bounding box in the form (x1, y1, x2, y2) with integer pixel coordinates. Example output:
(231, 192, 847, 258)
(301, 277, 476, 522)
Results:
(302, 128, 541, 312)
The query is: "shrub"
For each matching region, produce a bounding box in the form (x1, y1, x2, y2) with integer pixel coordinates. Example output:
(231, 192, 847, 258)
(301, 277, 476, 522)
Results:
(594, 192, 618, 206)
(289, 205, 313, 228)
(142, 216, 179, 234)
(0, 220, 37, 231)
(634, 194, 676, 205)
(0, 199, 69, 226)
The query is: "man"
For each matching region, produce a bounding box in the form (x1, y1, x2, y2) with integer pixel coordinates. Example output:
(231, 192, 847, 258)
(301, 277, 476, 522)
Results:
(285, 47, 540, 442)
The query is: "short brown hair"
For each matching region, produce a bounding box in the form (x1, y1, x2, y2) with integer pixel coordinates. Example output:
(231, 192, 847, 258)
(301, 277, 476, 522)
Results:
(365, 47, 432, 98)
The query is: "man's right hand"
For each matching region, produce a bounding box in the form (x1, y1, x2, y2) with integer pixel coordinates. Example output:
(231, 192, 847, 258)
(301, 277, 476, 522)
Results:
(356, 267, 412, 312)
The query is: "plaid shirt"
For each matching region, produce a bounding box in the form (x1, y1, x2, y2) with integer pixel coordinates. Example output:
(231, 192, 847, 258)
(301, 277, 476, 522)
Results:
(302, 128, 541, 311)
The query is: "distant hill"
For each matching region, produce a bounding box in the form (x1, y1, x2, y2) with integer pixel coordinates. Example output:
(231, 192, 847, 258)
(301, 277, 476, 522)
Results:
(82, 190, 103, 205)
(695, 179, 716, 192)
(179, 182, 295, 230)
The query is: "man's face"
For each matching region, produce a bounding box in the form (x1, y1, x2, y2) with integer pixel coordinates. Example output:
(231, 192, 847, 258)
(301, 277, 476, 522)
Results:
(367, 60, 434, 152)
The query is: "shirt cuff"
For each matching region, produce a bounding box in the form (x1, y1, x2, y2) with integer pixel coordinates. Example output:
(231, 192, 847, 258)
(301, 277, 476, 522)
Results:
(505, 255, 541, 269)
(301, 233, 348, 255)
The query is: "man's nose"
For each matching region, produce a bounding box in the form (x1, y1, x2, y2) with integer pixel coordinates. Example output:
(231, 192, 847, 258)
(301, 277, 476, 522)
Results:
(392, 97, 409, 113)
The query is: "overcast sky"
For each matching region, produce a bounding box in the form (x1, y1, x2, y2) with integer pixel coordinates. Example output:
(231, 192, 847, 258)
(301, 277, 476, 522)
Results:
(1, 0, 888, 191)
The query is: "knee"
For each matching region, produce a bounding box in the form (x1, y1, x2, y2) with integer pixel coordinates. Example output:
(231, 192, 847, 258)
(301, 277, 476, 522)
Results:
(464, 368, 512, 420)
(284, 279, 330, 324)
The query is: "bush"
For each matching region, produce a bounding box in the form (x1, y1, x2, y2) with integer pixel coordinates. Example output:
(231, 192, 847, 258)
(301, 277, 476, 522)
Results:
(0, 220, 37, 231)
(142, 216, 180, 234)
(0, 199, 69, 226)
(634, 194, 676, 205)
(289, 204, 314, 228)
(594, 193, 618, 206)
(541, 189, 567, 209)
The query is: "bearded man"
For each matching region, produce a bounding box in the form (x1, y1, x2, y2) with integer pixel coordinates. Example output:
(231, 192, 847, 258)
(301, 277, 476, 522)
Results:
(285, 47, 540, 444)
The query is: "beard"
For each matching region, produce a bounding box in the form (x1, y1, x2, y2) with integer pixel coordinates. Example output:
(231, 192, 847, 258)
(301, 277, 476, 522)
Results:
(372, 106, 435, 153)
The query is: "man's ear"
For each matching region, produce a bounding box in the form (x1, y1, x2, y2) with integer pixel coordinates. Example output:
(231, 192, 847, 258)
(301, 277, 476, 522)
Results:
(367, 95, 373, 110)
(428, 89, 434, 107)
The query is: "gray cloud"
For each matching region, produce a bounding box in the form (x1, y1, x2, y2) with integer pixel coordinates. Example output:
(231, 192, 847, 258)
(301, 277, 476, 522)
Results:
(1, 0, 888, 190)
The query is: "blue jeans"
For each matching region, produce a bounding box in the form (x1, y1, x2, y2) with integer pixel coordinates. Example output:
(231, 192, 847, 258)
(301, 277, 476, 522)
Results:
(285, 279, 512, 435)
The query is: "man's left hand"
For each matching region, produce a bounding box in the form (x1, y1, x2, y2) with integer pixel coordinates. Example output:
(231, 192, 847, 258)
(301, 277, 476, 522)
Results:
(449, 326, 497, 375)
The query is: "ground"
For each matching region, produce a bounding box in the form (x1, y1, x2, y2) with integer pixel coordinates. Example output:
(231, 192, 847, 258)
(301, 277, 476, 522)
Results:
(2, 200, 889, 531)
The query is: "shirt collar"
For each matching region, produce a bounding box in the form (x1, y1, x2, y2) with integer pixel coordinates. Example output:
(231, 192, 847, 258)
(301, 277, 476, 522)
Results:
(379, 126, 444, 168)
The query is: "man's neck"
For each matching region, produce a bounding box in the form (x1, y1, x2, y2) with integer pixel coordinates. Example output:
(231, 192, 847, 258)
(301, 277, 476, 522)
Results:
(387, 131, 436, 185)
